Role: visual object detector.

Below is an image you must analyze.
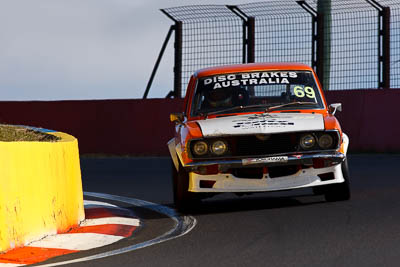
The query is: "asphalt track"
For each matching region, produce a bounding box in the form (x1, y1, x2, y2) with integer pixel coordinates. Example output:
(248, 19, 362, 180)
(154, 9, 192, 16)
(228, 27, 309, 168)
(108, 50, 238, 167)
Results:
(49, 154, 400, 267)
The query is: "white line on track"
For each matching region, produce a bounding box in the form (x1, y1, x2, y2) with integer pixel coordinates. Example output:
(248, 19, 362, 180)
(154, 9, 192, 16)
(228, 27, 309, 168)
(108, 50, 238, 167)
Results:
(80, 217, 140, 227)
(28, 233, 124, 251)
(83, 200, 119, 209)
(36, 192, 197, 267)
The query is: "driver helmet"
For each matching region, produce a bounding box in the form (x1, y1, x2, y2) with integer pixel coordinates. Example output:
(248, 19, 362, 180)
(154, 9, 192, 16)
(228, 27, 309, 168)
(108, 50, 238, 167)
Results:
(206, 88, 233, 108)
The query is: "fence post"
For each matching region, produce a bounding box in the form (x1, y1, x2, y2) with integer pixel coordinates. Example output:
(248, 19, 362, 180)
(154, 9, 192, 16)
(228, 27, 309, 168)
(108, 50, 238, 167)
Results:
(227, 6, 254, 64)
(174, 21, 183, 98)
(296, 1, 325, 88)
(317, 0, 331, 90)
(382, 7, 391, 89)
(316, 13, 325, 89)
(160, 9, 184, 98)
(311, 15, 317, 71)
(366, 0, 391, 89)
(143, 25, 175, 99)
(247, 17, 255, 63)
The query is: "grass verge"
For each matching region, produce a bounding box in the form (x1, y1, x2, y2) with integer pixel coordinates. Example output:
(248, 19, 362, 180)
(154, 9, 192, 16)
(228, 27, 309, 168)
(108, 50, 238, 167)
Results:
(0, 125, 60, 142)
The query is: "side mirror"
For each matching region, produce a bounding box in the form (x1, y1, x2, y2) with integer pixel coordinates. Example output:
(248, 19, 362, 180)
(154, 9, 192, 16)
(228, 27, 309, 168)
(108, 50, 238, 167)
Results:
(170, 113, 184, 124)
(329, 103, 342, 115)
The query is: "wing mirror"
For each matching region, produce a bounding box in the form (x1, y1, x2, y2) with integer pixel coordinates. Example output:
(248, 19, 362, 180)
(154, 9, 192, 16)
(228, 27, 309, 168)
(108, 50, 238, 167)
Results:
(170, 113, 184, 124)
(329, 103, 342, 115)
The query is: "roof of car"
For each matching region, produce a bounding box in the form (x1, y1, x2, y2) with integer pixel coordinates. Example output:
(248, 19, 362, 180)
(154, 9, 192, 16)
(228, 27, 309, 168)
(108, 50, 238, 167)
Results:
(194, 63, 313, 78)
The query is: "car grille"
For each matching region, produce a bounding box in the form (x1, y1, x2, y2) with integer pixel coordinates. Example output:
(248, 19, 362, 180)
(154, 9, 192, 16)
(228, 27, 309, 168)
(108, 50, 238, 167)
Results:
(233, 134, 297, 156)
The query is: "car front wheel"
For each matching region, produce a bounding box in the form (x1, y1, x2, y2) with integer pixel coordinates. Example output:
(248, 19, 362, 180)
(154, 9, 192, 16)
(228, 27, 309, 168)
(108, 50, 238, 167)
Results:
(321, 158, 351, 202)
(171, 159, 199, 212)
(313, 159, 351, 202)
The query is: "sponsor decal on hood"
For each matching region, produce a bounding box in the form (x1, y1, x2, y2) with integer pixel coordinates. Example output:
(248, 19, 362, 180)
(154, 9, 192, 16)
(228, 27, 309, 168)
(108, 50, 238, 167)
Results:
(196, 113, 324, 137)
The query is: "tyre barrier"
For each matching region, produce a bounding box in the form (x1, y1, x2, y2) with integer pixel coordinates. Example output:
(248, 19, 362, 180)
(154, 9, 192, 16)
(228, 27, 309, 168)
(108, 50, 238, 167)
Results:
(0, 128, 84, 252)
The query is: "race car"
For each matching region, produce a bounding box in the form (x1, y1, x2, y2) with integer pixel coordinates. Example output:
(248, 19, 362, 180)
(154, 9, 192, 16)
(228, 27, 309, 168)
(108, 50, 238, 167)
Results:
(168, 63, 350, 211)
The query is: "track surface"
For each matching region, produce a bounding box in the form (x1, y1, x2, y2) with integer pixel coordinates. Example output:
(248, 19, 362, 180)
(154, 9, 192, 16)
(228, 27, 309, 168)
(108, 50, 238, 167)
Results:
(67, 154, 400, 267)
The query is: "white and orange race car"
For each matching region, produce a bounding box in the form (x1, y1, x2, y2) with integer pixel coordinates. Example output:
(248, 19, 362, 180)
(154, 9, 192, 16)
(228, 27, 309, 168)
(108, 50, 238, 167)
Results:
(168, 63, 350, 211)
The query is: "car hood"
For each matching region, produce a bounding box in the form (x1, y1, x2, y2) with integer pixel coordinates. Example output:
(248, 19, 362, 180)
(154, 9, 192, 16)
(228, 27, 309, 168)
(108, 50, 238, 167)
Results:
(196, 113, 325, 137)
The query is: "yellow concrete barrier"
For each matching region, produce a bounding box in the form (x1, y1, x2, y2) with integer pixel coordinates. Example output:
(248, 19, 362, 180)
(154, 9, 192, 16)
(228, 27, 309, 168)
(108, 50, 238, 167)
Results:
(0, 131, 84, 252)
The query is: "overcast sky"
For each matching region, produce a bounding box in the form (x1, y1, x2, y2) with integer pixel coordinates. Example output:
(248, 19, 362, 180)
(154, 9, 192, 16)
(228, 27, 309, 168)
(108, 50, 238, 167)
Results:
(0, 0, 263, 101)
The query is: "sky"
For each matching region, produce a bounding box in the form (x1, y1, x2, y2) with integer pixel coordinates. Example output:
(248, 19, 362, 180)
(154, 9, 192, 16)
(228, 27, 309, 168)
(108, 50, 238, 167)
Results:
(0, 0, 261, 101)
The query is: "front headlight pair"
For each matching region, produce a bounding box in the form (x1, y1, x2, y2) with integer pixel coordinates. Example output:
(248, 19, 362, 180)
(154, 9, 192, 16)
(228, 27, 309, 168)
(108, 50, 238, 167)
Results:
(299, 133, 334, 150)
(192, 139, 228, 157)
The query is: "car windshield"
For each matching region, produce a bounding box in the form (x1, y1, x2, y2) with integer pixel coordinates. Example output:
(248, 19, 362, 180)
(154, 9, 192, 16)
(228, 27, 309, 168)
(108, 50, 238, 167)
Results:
(191, 70, 324, 116)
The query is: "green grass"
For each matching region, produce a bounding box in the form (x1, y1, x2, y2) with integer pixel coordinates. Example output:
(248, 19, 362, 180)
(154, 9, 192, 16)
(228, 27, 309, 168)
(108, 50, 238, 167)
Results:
(0, 125, 60, 142)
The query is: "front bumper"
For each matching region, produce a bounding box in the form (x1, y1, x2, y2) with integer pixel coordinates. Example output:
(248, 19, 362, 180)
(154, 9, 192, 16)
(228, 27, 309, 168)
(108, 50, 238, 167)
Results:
(189, 164, 344, 193)
(184, 152, 346, 193)
(184, 151, 345, 171)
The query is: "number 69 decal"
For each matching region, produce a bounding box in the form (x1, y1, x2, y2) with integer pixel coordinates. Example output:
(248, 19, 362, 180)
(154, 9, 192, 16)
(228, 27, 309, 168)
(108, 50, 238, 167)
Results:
(293, 86, 316, 99)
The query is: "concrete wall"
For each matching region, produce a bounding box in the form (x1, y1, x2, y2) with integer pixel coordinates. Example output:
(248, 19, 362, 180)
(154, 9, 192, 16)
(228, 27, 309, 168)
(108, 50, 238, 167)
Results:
(0, 131, 84, 252)
(325, 90, 400, 152)
(0, 90, 398, 155)
(0, 99, 184, 155)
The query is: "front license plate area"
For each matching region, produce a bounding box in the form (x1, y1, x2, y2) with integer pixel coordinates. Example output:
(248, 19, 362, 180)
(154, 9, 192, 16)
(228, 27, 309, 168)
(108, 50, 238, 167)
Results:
(242, 156, 289, 166)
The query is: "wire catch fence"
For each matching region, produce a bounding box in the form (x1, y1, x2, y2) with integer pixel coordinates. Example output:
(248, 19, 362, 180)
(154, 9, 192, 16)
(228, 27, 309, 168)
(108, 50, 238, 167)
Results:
(143, 0, 400, 98)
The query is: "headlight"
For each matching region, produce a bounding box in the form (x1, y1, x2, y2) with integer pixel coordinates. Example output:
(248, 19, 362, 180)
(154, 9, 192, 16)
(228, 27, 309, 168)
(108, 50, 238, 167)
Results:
(193, 141, 208, 156)
(211, 140, 228, 156)
(300, 134, 316, 149)
(318, 134, 334, 149)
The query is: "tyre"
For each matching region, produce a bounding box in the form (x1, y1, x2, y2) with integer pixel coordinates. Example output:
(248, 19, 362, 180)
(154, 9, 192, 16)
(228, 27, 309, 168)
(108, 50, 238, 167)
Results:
(171, 159, 199, 212)
(322, 158, 351, 202)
